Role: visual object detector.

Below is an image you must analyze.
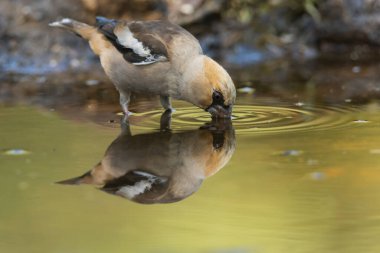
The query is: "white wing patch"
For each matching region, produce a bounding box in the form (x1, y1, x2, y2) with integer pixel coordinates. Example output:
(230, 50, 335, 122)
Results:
(116, 171, 167, 199)
(115, 26, 151, 56)
(117, 180, 154, 199)
(132, 55, 168, 65)
(114, 26, 168, 65)
(133, 171, 157, 178)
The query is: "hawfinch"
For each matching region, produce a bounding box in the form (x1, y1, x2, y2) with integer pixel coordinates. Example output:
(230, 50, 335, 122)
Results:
(50, 17, 236, 118)
(57, 113, 235, 204)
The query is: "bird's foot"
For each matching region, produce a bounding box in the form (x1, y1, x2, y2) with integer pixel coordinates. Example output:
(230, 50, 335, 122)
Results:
(160, 96, 172, 111)
(116, 110, 132, 116)
(124, 111, 133, 116)
(160, 109, 173, 132)
(120, 114, 132, 135)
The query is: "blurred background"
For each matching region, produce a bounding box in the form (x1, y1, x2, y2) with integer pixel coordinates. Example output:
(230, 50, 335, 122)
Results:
(3, 3, 380, 253)
(2, 0, 380, 106)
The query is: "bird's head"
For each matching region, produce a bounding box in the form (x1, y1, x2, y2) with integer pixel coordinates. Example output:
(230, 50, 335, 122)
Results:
(182, 56, 236, 118)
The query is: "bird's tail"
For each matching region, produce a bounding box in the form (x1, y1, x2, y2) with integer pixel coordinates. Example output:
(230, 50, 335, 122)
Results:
(49, 18, 96, 40)
(56, 171, 93, 185)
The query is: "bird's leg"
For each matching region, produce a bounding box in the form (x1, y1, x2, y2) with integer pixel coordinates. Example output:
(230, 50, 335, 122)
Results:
(160, 95, 172, 111)
(160, 109, 172, 132)
(120, 91, 131, 115)
(120, 114, 132, 136)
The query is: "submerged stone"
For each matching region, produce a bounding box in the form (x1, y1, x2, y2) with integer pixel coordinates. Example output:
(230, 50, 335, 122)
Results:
(274, 150, 303, 156)
(3, 149, 30, 155)
(353, 120, 369, 123)
(237, 87, 255, 94)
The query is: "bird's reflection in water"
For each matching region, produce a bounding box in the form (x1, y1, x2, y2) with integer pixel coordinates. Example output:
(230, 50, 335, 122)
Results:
(58, 111, 236, 204)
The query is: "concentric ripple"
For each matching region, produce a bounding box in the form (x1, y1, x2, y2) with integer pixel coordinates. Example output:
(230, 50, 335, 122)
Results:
(129, 104, 361, 135)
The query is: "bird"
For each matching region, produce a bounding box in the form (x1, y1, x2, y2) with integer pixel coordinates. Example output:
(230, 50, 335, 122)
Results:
(49, 16, 236, 118)
(57, 112, 236, 204)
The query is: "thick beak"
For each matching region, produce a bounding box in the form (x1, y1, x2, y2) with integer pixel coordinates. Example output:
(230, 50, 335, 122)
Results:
(206, 104, 232, 119)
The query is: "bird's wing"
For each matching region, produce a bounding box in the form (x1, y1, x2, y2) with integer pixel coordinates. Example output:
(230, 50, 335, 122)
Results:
(101, 169, 168, 199)
(96, 17, 172, 65)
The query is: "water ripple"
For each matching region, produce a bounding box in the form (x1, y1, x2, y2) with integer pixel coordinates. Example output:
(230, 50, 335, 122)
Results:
(128, 104, 360, 134)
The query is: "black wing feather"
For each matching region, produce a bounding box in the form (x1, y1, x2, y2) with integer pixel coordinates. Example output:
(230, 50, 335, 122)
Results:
(96, 17, 168, 64)
(96, 17, 147, 64)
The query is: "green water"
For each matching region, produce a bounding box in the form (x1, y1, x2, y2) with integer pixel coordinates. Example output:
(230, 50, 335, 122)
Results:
(1, 96, 380, 253)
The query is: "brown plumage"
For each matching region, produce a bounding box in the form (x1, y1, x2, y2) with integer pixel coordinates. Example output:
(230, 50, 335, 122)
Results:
(49, 17, 236, 118)
(57, 114, 235, 204)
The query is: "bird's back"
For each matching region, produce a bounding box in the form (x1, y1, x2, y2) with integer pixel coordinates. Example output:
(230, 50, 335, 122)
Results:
(95, 18, 203, 96)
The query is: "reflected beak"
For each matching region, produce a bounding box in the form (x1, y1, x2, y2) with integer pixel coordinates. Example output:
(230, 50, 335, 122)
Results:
(206, 104, 232, 119)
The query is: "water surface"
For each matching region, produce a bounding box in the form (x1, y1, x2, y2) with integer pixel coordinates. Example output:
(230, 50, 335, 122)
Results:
(1, 88, 380, 253)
